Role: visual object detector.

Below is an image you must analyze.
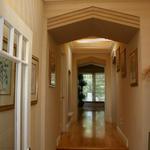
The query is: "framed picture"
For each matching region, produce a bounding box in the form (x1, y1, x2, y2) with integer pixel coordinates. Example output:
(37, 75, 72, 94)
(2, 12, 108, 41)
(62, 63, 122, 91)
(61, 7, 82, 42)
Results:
(49, 48, 56, 87)
(0, 38, 15, 111)
(31, 56, 39, 105)
(116, 47, 120, 72)
(120, 48, 127, 78)
(129, 49, 138, 86)
(0, 56, 12, 95)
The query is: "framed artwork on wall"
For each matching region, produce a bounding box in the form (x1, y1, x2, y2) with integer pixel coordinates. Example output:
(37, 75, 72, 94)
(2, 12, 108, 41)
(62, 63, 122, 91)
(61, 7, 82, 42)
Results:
(120, 48, 127, 78)
(116, 47, 120, 72)
(0, 56, 12, 95)
(31, 56, 39, 105)
(129, 49, 138, 87)
(0, 38, 16, 111)
(49, 48, 56, 87)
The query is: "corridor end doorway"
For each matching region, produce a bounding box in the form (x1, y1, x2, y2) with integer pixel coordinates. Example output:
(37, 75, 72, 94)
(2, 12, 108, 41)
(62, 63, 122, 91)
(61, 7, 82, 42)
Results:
(78, 64, 105, 112)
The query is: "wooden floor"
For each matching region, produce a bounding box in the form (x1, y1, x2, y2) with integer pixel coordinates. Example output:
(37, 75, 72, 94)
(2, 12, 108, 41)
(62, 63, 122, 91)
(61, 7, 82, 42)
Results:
(57, 109, 127, 150)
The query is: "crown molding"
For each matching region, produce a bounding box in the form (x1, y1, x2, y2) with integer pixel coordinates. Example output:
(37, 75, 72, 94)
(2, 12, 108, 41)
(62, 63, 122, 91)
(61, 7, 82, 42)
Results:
(47, 6, 140, 30)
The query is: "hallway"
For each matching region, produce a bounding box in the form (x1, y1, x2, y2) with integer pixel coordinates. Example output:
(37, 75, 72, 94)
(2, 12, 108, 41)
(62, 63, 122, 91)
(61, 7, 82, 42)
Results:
(1, 1, 150, 150)
(57, 110, 127, 150)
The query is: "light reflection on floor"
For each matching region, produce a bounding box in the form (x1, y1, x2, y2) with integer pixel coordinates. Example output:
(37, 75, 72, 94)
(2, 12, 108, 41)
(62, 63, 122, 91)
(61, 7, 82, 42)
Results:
(58, 109, 126, 149)
(82, 110, 105, 138)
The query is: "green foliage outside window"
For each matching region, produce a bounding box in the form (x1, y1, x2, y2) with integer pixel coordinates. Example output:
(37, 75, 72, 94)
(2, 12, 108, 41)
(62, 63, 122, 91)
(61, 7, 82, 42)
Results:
(83, 73, 105, 102)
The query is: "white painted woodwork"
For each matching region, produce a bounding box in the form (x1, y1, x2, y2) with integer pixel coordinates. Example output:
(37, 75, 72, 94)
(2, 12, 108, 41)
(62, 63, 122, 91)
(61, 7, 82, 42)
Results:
(15, 62, 22, 150)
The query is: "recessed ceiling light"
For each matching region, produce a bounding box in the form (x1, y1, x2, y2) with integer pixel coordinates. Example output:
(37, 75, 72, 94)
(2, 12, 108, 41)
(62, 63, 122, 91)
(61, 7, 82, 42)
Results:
(76, 38, 112, 43)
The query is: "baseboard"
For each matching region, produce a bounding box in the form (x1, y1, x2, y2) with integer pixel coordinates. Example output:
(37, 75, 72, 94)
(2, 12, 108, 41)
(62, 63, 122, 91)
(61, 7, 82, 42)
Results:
(56, 135, 61, 147)
(117, 126, 128, 148)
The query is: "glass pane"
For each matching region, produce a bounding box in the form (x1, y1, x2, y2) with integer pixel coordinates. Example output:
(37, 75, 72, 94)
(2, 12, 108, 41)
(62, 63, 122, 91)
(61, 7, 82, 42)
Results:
(14, 31, 19, 57)
(22, 38, 27, 61)
(0, 55, 16, 150)
(3, 23, 10, 52)
(95, 73, 105, 102)
(83, 74, 93, 102)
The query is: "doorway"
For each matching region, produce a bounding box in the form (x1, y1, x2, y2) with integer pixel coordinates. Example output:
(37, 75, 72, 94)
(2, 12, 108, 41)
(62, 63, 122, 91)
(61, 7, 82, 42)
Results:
(78, 64, 105, 111)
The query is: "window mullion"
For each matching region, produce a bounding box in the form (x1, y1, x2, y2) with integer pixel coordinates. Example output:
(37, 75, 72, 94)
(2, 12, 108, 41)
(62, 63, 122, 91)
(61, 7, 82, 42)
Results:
(22, 41, 31, 150)
(15, 63, 22, 150)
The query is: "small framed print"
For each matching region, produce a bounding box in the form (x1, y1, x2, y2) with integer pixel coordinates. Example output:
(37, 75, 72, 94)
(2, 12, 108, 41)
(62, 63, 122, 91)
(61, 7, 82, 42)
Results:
(116, 47, 120, 72)
(129, 49, 138, 87)
(49, 48, 56, 87)
(31, 56, 39, 105)
(120, 48, 127, 78)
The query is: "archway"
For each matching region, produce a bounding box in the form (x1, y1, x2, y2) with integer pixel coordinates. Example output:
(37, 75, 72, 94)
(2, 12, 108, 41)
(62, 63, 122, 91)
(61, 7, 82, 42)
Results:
(46, 5, 140, 138)
(71, 54, 112, 123)
(47, 6, 139, 44)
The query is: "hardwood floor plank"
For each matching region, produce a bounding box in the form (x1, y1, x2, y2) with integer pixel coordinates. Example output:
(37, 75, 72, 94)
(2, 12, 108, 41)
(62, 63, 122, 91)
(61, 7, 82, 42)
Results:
(57, 110, 127, 150)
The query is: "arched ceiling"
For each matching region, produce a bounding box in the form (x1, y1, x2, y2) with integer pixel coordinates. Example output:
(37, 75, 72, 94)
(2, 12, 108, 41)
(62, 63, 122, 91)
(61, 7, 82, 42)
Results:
(47, 6, 140, 44)
(70, 39, 114, 54)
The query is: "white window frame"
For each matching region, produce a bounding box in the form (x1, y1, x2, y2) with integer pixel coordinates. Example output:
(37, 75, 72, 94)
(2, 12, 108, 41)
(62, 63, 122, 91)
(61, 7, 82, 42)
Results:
(0, 6, 32, 150)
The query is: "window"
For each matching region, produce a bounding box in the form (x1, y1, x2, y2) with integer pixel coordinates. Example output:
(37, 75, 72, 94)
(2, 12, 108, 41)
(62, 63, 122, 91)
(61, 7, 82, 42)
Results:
(83, 73, 105, 102)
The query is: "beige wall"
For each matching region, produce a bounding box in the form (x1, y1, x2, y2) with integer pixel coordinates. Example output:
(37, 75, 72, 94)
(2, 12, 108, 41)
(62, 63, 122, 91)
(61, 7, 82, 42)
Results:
(44, 40, 73, 149)
(0, 0, 45, 150)
(113, 32, 144, 149)
(45, 35, 61, 150)
(59, 44, 73, 132)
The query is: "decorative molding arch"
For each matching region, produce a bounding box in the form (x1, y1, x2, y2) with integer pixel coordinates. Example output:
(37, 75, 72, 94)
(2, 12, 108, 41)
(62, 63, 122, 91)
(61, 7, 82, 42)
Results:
(77, 56, 106, 66)
(47, 6, 140, 30)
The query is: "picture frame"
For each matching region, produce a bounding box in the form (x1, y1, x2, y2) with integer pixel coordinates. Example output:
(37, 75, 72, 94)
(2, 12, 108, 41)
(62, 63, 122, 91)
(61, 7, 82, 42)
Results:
(120, 48, 127, 78)
(116, 47, 120, 72)
(0, 38, 16, 111)
(31, 56, 39, 105)
(49, 48, 56, 87)
(129, 49, 138, 87)
(0, 56, 12, 95)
